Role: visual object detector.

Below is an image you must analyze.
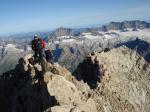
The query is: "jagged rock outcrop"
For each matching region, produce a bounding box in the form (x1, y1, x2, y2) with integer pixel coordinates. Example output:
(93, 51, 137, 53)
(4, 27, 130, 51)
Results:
(1, 46, 150, 112)
(117, 38, 150, 62)
(0, 54, 97, 112)
(74, 46, 150, 112)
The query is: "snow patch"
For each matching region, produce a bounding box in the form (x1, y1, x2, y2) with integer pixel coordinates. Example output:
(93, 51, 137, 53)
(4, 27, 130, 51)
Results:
(26, 46, 32, 51)
(62, 39, 76, 43)
(82, 32, 102, 39)
(108, 30, 120, 34)
(20, 49, 24, 52)
(5, 44, 16, 48)
(82, 32, 92, 35)
(119, 29, 150, 37)
(57, 36, 72, 39)
(82, 32, 118, 40)
(103, 34, 114, 39)
(54, 41, 60, 44)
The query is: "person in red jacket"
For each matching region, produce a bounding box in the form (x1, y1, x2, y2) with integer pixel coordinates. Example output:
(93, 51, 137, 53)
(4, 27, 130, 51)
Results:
(31, 35, 46, 61)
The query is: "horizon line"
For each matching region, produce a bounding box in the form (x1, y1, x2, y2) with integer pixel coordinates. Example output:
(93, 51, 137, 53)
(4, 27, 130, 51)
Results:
(0, 19, 149, 37)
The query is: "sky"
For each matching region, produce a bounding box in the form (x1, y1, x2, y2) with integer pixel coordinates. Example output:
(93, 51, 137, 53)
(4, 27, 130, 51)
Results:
(0, 0, 150, 36)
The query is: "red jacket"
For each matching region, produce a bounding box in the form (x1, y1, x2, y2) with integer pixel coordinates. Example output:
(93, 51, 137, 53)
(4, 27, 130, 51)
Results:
(41, 39, 46, 48)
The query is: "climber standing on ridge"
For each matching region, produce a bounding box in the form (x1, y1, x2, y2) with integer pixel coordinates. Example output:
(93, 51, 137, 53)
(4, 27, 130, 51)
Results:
(31, 35, 46, 62)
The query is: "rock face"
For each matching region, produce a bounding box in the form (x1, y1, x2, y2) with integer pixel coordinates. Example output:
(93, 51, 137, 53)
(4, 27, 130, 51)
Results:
(0, 54, 97, 112)
(74, 46, 150, 112)
(117, 38, 150, 62)
(50, 27, 73, 39)
(1, 46, 150, 112)
(103, 20, 150, 31)
(0, 44, 24, 75)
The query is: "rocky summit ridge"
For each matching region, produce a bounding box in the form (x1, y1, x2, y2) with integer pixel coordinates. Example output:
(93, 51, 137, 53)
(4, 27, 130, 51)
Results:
(0, 46, 150, 112)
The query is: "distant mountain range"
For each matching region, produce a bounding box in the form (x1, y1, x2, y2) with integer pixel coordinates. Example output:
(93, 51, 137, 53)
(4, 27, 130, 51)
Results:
(1, 20, 149, 40)
(49, 20, 150, 39)
(102, 20, 150, 31)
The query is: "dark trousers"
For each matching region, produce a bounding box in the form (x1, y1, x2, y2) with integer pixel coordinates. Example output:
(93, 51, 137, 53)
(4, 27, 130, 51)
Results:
(45, 50, 53, 63)
(34, 50, 44, 60)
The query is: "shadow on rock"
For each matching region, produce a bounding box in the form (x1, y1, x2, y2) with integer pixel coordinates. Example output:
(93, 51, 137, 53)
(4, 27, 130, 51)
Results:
(116, 38, 150, 62)
(73, 56, 101, 89)
(0, 56, 59, 112)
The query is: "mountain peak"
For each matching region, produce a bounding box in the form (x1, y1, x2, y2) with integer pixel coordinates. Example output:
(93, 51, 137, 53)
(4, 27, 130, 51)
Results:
(50, 27, 73, 39)
(1, 46, 150, 112)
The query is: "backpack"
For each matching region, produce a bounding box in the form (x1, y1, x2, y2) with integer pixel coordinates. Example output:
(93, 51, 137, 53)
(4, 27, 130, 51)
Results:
(33, 39, 46, 51)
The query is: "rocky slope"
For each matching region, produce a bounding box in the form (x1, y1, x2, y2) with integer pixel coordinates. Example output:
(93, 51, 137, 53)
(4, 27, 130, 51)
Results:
(1, 46, 150, 112)
(74, 46, 150, 112)
(0, 44, 25, 75)
(117, 38, 150, 62)
(0, 54, 97, 112)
